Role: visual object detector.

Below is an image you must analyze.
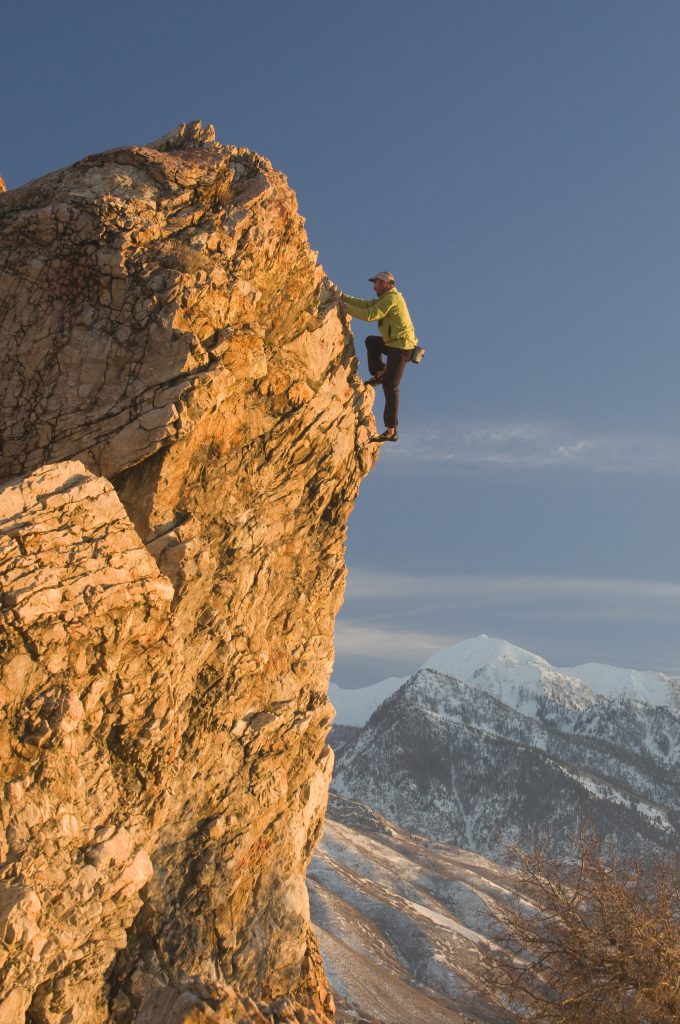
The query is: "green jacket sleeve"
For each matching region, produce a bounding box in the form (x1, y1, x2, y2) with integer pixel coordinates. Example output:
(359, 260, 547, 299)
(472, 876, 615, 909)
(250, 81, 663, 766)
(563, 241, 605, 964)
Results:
(343, 292, 395, 322)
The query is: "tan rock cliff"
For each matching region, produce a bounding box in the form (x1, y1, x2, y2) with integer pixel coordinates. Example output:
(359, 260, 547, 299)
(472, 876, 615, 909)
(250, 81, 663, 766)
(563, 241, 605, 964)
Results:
(0, 123, 376, 1023)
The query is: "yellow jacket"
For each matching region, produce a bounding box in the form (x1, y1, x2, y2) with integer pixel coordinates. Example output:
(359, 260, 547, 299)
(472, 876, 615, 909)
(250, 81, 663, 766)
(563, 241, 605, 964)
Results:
(343, 287, 418, 350)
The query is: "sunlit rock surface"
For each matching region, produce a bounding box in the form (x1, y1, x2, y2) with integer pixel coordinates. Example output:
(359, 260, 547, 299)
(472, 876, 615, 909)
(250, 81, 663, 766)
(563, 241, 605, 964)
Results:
(0, 122, 376, 1023)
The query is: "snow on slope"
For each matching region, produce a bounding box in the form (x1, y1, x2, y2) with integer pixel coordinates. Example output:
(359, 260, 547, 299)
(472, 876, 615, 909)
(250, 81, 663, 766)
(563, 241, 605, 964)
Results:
(331, 635, 680, 726)
(329, 675, 408, 727)
(309, 794, 508, 1024)
(565, 662, 680, 705)
(424, 636, 595, 714)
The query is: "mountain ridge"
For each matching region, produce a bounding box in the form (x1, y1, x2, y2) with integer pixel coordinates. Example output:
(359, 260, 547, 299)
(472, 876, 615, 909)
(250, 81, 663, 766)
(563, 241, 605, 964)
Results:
(331, 639, 680, 860)
(330, 635, 680, 726)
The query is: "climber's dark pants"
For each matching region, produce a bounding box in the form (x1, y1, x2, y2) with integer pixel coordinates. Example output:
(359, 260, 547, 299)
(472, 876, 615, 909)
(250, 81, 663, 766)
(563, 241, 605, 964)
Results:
(365, 336, 411, 430)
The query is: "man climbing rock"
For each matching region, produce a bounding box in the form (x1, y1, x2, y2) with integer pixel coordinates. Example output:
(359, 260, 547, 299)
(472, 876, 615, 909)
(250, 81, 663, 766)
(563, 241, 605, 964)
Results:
(338, 271, 418, 443)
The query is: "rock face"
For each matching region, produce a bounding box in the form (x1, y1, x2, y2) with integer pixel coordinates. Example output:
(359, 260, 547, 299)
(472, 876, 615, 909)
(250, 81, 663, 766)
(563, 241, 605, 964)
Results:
(0, 123, 376, 1023)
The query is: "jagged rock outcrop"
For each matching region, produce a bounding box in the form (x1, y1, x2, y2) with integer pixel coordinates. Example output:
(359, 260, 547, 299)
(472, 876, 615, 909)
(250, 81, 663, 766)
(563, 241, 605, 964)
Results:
(134, 978, 328, 1024)
(0, 122, 376, 1023)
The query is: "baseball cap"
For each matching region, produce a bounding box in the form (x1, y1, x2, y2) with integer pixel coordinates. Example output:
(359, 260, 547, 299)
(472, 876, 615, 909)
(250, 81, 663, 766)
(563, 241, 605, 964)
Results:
(368, 271, 395, 285)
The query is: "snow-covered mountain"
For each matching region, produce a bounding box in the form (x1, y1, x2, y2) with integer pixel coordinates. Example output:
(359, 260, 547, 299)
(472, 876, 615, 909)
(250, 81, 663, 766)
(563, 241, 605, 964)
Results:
(309, 794, 507, 1024)
(329, 675, 409, 727)
(330, 637, 680, 859)
(330, 635, 680, 726)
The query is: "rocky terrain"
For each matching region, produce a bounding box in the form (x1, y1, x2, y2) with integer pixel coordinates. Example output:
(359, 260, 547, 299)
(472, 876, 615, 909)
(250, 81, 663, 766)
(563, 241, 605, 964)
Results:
(0, 123, 376, 1022)
(331, 637, 680, 860)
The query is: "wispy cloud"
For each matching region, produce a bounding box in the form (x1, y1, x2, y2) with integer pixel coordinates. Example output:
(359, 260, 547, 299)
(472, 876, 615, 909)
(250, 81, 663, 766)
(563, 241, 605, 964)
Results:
(333, 570, 680, 682)
(382, 420, 680, 475)
(334, 623, 462, 660)
(344, 569, 680, 622)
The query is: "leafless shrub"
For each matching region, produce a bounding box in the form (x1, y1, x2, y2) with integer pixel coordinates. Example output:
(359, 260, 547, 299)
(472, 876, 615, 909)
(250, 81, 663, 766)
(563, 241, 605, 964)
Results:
(484, 826, 680, 1023)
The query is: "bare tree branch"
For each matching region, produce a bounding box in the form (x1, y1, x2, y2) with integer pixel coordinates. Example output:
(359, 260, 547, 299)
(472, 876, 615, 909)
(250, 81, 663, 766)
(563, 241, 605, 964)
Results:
(482, 825, 680, 1024)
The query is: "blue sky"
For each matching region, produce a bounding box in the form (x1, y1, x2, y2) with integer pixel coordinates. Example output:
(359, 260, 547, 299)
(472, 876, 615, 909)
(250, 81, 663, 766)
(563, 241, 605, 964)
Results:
(3, 1, 680, 684)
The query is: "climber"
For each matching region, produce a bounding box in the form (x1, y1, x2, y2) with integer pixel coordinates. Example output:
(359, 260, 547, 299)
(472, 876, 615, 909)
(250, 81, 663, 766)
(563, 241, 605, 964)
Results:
(337, 272, 418, 443)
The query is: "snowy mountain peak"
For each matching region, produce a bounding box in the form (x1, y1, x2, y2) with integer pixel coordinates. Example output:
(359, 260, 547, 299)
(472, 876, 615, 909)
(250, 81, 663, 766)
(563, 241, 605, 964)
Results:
(423, 634, 596, 715)
(423, 634, 550, 676)
(331, 639, 680, 861)
(331, 634, 680, 726)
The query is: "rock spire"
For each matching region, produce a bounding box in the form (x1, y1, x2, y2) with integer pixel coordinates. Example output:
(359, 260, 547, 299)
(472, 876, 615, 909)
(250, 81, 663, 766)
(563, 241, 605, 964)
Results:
(0, 122, 376, 1023)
